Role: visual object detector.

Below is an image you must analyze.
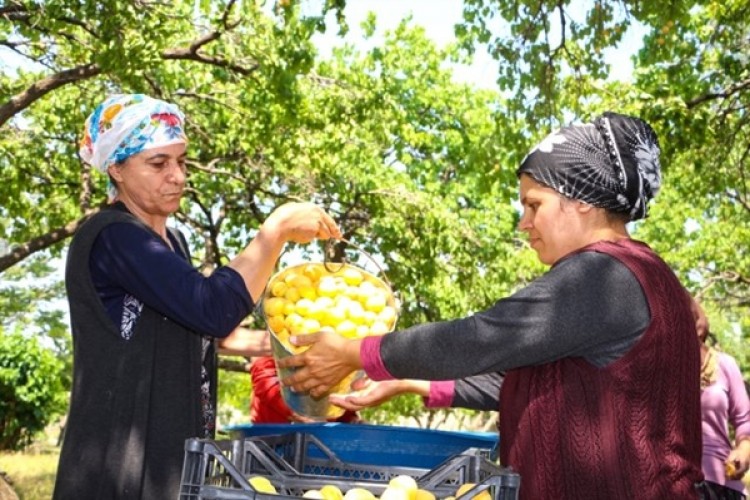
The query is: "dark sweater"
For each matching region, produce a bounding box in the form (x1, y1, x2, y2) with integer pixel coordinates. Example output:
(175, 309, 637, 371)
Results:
(54, 208, 208, 500)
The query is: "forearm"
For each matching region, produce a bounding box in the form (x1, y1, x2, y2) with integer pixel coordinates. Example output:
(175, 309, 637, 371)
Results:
(228, 227, 286, 304)
(452, 372, 503, 411)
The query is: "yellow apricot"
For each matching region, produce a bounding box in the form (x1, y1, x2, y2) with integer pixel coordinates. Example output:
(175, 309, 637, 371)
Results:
(364, 292, 387, 313)
(248, 476, 276, 494)
(301, 318, 321, 334)
(335, 320, 357, 338)
(356, 325, 370, 337)
(343, 488, 376, 500)
(377, 306, 397, 326)
(303, 264, 324, 282)
(346, 302, 366, 324)
(270, 280, 288, 297)
(370, 321, 390, 335)
(342, 267, 364, 285)
(267, 315, 285, 334)
(294, 298, 315, 317)
(320, 485, 344, 500)
(380, 487, 411, 500)
(284, 286, 301, 303)
(317, 276, 341, 297)
(388, 475, 418, 494)
(455, 483, 491, 500)
(415, 490, 436, 500)
(263, 297, 286, 317)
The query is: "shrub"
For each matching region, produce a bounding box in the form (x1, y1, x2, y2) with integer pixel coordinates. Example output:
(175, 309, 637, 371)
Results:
(0, 331, 66, 450)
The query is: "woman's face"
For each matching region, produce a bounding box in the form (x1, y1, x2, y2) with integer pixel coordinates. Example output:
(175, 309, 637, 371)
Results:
(109, 142, 187, 217)
(517, 174, 591, 265)
(692, 301, 709, 343)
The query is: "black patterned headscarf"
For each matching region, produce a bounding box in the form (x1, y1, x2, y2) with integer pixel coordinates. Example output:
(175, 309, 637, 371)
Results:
(517, 112, 661, 221)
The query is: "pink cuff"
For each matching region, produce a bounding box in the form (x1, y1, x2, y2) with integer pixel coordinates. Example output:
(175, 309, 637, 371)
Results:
(361, 336, 395, 381)
(424, 380, 455, 408)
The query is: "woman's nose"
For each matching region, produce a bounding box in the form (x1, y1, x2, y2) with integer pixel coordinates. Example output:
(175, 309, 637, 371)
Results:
(168, 162, 186, 182)
(517, 212, 531, 231)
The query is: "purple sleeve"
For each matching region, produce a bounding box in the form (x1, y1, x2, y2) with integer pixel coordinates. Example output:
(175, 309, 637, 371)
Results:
(424, 381, 455, 408)
(91, 222, 253, 337)
(724, 354, 750, 440)
(360, 336, 395, 380)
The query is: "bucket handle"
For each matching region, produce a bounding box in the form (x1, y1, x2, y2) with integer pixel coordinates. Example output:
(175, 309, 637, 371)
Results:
(324, 237, 393, 289)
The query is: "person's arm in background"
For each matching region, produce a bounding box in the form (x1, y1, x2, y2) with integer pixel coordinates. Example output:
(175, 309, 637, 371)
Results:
(724, 353, 750, 480)
(217, 328, 272, 357)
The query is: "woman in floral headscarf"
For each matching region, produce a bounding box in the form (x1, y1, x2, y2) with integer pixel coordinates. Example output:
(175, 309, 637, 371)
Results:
(53, 94, 341, 500)
(279, 112, 705, 499)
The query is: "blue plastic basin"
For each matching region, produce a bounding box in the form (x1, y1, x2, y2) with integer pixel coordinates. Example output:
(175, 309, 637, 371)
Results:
(224, 422, 498, 469)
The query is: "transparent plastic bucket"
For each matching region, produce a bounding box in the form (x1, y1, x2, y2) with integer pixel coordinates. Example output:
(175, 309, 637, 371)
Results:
(261, 240, 398, 420)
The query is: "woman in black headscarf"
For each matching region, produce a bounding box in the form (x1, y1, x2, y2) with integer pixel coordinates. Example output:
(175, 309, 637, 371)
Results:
(279, 112, 704, 499)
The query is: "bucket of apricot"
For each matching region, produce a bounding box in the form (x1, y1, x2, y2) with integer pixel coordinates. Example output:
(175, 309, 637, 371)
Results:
(262, 240, 399, 420)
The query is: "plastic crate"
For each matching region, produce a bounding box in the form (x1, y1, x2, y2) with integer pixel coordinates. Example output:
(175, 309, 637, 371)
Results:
(224, 423, 499, 469)
(180, 432, 519, 500)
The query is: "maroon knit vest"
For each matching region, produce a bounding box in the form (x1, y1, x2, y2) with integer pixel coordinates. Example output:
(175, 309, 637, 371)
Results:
(499, 239, 703, 499)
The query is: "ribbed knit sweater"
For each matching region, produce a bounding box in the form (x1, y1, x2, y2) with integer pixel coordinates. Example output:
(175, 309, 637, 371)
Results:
(499, 239, 703, 499)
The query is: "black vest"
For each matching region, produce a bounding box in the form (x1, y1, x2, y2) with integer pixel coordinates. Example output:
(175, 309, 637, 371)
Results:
(54, 206, 212, 500)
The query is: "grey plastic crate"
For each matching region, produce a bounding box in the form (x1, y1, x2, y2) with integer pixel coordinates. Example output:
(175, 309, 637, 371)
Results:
(179, 432, 520, 500)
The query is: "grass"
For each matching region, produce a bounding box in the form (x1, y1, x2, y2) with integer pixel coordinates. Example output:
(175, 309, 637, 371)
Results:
(0, 447, 59, 500)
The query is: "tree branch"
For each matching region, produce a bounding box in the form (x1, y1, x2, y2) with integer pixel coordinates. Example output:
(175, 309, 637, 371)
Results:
(0, 211, 100, 272)
(687, 77, 750, 108)
(0, 63, 101, 128)
(160, 0, 257, 75)
(0, 2, 27, 17)
(161, 46, 259, 76)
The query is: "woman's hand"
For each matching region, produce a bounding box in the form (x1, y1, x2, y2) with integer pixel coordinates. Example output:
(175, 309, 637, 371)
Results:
(234, 202, 341, 302)
(277, 331, 362, 398)
(726, 438, 750, 480)
(262, 202, 341, 244)
(329, 379, 431, 411)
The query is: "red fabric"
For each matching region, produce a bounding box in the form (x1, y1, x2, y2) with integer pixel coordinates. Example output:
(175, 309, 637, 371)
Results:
(499, 240, 703, 499)
(249, 357, 359, 423)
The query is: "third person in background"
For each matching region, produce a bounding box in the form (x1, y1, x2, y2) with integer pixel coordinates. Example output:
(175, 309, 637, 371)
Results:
(693, 300, 750, 499)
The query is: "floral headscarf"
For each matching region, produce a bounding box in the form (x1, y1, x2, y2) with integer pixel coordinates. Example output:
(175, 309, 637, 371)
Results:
(517, 112, 661, 221)
(80, 94, 187, 199)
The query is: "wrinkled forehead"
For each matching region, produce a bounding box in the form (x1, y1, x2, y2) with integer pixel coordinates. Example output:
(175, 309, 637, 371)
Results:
(519, 173, 563, 201)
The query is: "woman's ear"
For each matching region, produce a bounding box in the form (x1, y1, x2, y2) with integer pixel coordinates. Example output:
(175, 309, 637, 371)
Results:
(576, 201, 594, 214)
(108, 163, 124, 182)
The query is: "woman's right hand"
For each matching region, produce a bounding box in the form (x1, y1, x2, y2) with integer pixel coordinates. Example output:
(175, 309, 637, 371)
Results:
(261, 202, 341, 244)
(329, 379, 431, 411)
